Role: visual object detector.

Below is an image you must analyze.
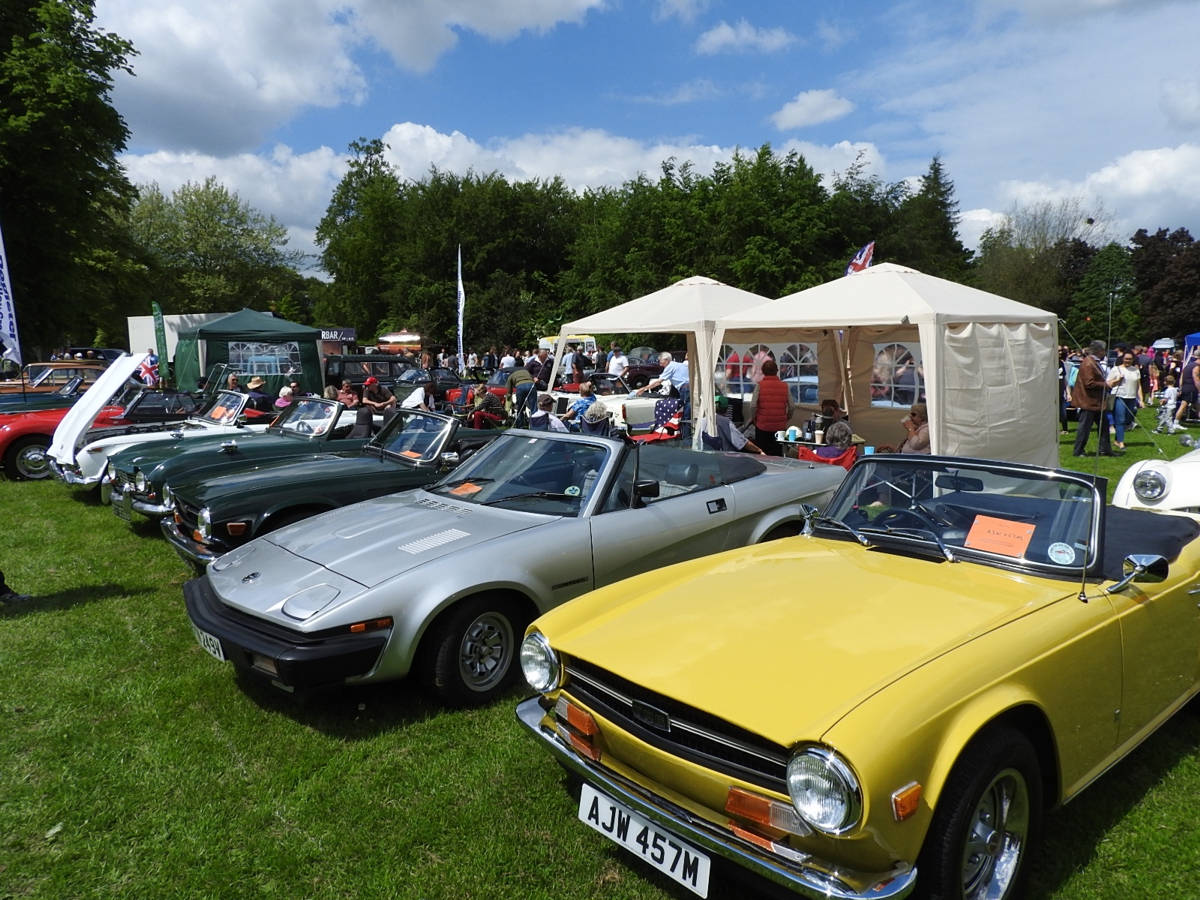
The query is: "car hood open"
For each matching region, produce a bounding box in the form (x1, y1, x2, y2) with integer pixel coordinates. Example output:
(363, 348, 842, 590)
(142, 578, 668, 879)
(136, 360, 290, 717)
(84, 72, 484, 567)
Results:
(263, 490, 552, 588)
(541, 537, 1075, 748)
(48, 353, 144, 465)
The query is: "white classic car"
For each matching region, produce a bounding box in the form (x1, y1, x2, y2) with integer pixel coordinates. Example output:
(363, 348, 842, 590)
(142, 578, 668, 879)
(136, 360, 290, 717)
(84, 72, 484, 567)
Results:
(50, 360, 274, 491)
(1113, 437, 1200, 513)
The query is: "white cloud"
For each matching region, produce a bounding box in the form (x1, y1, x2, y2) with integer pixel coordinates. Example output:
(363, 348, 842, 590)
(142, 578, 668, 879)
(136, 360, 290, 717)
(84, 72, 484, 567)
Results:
(630, 79, 722, 105)
(654, 0, 708, 22)
(816, 20, 852, 50)
(1162, 79, 1200, 129)
(96, 0, 604, 154)
(977, 0, 1187, 21)
(695, 19, 796, 55)
(958, 208, 1007, 250)
(771, 90, 854, 130)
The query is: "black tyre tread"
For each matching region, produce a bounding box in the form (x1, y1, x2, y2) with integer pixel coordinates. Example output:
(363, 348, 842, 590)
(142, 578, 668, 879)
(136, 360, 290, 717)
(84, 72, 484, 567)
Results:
(4, 435, 51, 480)
(417, 594, 524, 708)
(914, 725, 1043, 900)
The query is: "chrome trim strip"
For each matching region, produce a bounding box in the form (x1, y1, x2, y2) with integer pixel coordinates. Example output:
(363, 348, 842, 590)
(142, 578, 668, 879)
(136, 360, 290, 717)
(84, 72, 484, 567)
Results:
(516, 696, 916, 900)
(568, 667, 789, 769)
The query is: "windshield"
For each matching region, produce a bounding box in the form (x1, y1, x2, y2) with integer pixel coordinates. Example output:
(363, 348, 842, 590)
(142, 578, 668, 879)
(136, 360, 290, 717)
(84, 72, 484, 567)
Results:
(370, 409, 451, 462)
(820, 458, 1099, 576)
(428, 434, 610, 517)
(112, 381, 145, 411)
(274, 398, 339, 437)
(195, 391, 246, 425)
(27, 364, 52, 386)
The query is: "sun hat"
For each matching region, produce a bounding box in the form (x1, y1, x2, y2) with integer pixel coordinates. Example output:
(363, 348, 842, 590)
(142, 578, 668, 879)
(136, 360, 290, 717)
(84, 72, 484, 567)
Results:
(246, 376, 266, 390)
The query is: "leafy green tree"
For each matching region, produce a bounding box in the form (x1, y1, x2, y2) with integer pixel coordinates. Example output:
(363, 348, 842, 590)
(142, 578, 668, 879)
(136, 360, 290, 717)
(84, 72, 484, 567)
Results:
(885, 156, 973, 281)
(129, 177, 302, 315)
(0, 0, 136, 353)
(1063, 243, 1140, 347)
(1139, 236, 1200, 341)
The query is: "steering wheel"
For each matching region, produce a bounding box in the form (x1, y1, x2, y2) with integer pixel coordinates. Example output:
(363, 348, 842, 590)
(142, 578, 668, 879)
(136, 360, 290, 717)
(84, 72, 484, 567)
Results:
(293, 420, 314, 434)
(873, 506, 945, 533)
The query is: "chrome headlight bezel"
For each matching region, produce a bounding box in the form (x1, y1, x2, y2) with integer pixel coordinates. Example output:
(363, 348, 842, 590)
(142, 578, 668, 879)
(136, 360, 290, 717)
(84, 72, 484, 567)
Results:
(198, 507, 212, 541)
(1132, 468, 1168, 501)
(106, 461, 117, 482)
(520, 632, 562, 693)
(785, 746, 863, 835)
(162, 485, 174, 509)
(134, 470, 148, 493)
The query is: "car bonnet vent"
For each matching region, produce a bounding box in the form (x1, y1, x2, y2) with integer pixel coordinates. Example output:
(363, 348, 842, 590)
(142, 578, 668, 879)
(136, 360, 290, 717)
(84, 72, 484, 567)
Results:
(399, 528, 470, 554)
(415, 497, 472, 517)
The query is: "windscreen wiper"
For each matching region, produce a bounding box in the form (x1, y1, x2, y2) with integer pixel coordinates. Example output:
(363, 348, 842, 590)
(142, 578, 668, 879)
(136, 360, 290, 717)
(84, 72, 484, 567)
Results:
(813, 515, 872, 547)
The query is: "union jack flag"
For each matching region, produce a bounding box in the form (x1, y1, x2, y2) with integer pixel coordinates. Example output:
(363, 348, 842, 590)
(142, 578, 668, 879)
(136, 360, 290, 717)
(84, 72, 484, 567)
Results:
(137, 354, 159, 385)
(845, 241, 875, 276)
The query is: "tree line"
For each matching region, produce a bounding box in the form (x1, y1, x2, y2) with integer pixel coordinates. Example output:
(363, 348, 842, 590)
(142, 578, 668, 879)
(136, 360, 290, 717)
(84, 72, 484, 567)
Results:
(2, 0, 1196, 358)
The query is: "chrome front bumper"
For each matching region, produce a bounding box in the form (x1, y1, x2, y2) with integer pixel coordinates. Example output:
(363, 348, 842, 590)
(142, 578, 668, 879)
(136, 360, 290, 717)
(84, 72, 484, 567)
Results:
(162, 517, 220, 568)
(49, 459, 97, 488)
(109, 485, 174, 517)
(515, 696, 916, 900)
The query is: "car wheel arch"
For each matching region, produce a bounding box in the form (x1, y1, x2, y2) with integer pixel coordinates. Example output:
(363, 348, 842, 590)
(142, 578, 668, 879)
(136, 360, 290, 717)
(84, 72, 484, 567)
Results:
(255, 503, 337, 536)
(410, 586, 540, 664)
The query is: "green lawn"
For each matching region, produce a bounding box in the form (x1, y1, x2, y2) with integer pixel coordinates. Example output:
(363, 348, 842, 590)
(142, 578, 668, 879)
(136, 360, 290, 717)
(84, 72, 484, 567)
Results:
(2, 418, 1200, 900)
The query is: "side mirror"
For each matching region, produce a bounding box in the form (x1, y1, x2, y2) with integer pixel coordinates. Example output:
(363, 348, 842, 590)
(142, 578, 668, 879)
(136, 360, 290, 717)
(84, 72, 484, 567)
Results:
(799, 503, 819, 535)
(631, 479, 659, 508)
(1109, 554, 1169, 593)
(236, 415, 249, 427)
(440, 451, 460, 467)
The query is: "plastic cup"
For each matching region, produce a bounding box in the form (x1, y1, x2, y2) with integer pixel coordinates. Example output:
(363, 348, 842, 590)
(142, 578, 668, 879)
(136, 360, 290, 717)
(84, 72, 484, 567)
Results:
(864, 446, 875, 455)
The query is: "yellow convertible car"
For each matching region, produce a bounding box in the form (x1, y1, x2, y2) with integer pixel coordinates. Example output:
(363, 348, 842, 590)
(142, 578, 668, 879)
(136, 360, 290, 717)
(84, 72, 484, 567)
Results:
(517, 455, 1200, 900)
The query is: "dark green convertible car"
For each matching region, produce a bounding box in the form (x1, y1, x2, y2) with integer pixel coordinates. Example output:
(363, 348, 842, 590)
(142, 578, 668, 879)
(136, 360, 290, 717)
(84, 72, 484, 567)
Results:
(106, 396, 375, 522)
(162, 408, 499, 572)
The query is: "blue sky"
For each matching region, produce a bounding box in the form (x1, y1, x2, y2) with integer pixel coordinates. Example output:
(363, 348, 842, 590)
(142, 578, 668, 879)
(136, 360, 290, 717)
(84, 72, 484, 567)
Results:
(95, 0, 1200, 269)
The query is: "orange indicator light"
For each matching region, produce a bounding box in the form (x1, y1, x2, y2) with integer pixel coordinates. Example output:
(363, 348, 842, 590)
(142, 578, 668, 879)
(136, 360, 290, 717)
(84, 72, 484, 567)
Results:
(226, 522, 247, 536)
(554, 696, 599, 735)
(891, 782, 922, 821)
(725, 787, 808, 836)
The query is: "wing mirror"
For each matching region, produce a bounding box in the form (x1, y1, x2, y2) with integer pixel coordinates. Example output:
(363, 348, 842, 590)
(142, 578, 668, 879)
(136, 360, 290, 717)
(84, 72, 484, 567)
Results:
(632, 479, 660, 508)
(440, 451, 460, 467)
(1109, 554, 1169, 593)
(236, 415, 249, 427)
(799, 503, 819, 535)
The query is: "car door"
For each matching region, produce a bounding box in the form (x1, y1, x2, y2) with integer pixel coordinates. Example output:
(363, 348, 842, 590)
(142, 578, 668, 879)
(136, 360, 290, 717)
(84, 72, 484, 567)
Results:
(1110, 562, 1200, 745)
(589, 444, 736, 588)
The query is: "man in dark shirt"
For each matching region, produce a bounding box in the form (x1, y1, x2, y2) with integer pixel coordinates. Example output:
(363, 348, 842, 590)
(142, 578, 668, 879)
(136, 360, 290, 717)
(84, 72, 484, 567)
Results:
(361, 376, 396, 412)
(1071, 340, 1114, 456)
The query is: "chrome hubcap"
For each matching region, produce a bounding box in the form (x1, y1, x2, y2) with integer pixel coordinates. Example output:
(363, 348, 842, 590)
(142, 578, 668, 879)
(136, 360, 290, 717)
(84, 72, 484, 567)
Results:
(962, 767, 1029, 900)
(17, 445, 50, 479)
(458, 612, 513, 691)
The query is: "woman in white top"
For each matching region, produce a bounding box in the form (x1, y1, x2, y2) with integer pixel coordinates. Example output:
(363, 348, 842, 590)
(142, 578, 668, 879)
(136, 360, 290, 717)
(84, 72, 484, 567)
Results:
(1107, 351, 1143, 449)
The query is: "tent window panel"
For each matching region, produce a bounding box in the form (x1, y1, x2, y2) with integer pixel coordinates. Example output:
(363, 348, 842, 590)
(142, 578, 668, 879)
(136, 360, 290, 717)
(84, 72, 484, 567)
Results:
(228, 341, 303, 376)
(871, 342, 924, 408)
(716, 342, 818, 404)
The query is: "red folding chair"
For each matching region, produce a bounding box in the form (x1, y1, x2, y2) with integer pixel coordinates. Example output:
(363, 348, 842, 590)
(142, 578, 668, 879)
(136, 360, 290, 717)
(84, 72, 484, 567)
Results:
(793, 444, 857, 471)
(630, 398, 683, 443)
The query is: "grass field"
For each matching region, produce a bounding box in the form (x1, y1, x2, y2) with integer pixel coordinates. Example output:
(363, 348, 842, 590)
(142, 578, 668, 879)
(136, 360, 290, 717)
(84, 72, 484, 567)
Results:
(2, 412, 1200, 900)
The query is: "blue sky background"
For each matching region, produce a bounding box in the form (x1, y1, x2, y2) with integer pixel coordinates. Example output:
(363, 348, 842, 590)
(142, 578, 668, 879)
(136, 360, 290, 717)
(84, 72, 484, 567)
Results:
(95, 0, 1200, 269)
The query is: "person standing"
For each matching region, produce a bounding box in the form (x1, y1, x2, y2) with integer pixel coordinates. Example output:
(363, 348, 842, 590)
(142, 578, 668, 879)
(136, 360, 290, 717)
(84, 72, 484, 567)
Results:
(1107, 351, 1143, 450)
(748, 358, 794, 456)
(1071, 340, 1115, 457)
(607, 346, 628, 377)
(1175, 347, 1200, 431)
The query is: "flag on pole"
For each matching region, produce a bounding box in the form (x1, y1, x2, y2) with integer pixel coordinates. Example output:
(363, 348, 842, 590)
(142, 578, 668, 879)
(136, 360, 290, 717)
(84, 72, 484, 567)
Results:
(844, 241, 875, 276)
(136, 354, 159, 386)
(0, 218, 22, 367)
(456, 246, 466, 375)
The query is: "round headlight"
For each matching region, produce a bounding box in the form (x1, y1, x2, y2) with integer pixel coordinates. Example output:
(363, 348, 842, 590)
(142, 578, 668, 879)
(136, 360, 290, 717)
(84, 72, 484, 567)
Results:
(1132, 469, 1167, 501)
(106, 461, 117, 482)
(519, 632, 561, 693)
(786, 747, 862, 835)
(134, 470, 148, 493)
(198, 507, 212, 541)
(162, 485, 174, 509)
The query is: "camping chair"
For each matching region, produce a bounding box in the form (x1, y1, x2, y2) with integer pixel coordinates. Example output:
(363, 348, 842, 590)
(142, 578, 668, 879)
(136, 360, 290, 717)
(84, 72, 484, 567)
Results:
(629, 398, 683, 444)
(794, 444, 858, 471)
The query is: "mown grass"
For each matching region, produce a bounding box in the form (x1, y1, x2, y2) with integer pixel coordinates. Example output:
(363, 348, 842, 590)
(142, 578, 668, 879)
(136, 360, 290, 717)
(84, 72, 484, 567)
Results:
(1, 414, 1199, 900)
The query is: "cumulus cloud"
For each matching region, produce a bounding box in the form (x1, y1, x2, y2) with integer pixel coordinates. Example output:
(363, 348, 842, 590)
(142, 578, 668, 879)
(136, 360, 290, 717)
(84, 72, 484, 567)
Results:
(1162, 79, 1200, 129)
(96, 0, 604, 154)
(771, 90, 855, 130)
(695, 20, 796, 55)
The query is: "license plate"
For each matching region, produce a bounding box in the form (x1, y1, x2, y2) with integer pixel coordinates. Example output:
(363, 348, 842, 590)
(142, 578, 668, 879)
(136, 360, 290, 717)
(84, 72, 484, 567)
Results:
(191, 624, 225, 662)
(578, 784, 710, 898)
(113, 495, 131, 521)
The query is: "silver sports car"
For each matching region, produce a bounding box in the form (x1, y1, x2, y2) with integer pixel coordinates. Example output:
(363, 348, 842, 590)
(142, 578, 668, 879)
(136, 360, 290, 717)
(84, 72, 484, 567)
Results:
(184, 429, 846, 706)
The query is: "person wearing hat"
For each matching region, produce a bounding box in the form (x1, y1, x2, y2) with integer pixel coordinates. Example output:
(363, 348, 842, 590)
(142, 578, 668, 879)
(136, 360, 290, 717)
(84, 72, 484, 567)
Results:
(1071, 340, 1115, 457)
(362, 376, 396, 412)
(607, 346, 629, 377)
(246, 375, 272, 413)
(698, 396, 764, 453)
(529, 393, 568, 432)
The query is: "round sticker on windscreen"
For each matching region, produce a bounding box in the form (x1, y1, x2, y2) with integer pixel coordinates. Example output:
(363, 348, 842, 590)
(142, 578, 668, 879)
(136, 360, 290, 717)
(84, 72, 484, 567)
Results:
(1047, 542, 1076, 565)
(564, 485, 581, 497)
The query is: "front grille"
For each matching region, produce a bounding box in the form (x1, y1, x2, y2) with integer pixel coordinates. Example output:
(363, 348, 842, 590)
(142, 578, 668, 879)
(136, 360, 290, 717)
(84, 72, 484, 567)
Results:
(565, 659, 789, 792)
(176, 499, 201, 532)
(115, 470, 134, 490)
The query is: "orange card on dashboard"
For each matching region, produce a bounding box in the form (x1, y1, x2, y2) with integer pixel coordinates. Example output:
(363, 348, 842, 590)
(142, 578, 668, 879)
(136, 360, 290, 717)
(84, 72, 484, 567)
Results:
(965, 515, 1035, 558)
(449, 482, 482, 496)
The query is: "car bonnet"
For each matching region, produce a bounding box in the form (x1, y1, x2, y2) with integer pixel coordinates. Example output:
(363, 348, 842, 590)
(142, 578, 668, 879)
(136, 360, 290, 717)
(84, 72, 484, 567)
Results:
(261, 490, 550, 588)
(48, 353, 145, 465)
(538, 537, 1076, 747)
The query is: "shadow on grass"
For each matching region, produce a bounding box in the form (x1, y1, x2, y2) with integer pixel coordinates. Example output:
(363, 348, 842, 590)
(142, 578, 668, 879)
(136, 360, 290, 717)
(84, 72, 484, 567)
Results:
(0, 582, 152, 616)
(232, 673, 533, 740)
(1028, 709, 1200, 898)
(66, 485, 105, 506)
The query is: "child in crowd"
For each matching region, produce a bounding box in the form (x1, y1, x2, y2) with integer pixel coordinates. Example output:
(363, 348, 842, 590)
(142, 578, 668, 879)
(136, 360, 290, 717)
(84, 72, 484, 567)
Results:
(1156, 375, 1179, 433)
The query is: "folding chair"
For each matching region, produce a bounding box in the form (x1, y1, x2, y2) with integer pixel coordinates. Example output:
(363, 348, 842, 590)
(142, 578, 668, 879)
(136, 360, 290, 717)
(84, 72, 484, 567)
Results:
(793, 444, 857, 471)
(629, 398, 683, 444)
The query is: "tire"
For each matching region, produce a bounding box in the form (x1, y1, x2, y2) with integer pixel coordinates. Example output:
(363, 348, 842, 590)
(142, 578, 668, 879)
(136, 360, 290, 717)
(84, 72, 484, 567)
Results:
(915, 726, 1042, 900)
(4, 436, 52, 480)
(418, 595, 524, 707)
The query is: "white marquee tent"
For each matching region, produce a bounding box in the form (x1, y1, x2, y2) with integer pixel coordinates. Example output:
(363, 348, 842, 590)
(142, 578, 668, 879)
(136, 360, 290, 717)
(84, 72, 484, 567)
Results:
(546, 275, 773, 417)
(711, 263, 1059, 467)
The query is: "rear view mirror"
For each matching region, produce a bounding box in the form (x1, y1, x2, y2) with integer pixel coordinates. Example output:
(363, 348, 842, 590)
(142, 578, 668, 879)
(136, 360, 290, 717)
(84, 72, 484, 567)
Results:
(935, 474, 984, 492)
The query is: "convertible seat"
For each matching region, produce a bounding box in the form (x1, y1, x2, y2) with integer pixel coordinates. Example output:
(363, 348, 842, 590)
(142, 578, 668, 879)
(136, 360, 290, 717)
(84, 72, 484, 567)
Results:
(347, 407, 374, 439)
(1100, 506, 1200, 582)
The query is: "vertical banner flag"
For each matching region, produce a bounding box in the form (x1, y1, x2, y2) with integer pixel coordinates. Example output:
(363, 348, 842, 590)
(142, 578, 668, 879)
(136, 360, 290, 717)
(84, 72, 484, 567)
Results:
(0, 218, 22, 367)
(456, 245, 466, 374)
(151, 301, 169, 387)
(845, 241, 875, 276)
